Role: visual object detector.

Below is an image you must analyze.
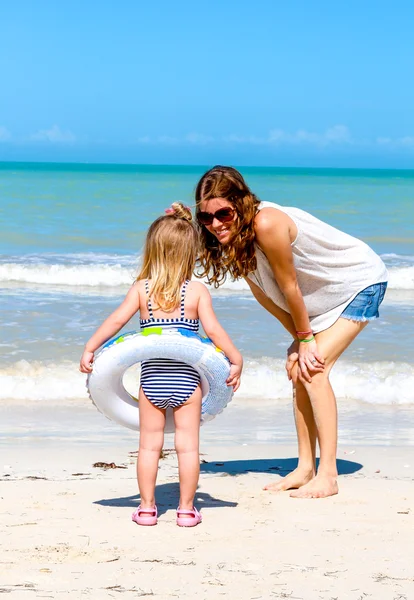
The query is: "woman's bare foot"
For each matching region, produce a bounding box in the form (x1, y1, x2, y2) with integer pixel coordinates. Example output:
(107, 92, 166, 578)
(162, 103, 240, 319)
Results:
(290, 473, 338, 498)
(263, 467, 315, 492)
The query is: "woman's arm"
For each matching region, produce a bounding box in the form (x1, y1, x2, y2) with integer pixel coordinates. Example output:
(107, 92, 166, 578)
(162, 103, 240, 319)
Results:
(244, 277, 300, 381)
(197, 285, 243, 391)
(254, 208, 324, 381)
(79, 284, 141, 373)
(244, 277, 296, 337)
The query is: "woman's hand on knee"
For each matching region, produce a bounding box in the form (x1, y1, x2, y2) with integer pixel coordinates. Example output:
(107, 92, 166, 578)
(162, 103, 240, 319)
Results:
(298, 340, 325, 383)
(285, 340, 299, 381)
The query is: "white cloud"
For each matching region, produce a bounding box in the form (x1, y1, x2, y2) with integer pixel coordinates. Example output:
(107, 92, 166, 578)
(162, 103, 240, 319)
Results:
(267, 125, 352, 146)
(375, 135, 414, 148)
(185, 132, 214, 145)
(222, 134, 264, 144)
(137, 133, 214, 145)
(135, 127, 353, 147)
(222, 125, 352, 147)
(0, 126, 11, 141)
(376, 137, 392, 145)
(133, 127, 414, 151)
(136, 135, 178, 144)
(222, 127, 413, 150)
(157, 135, 179, 144)
(30, 125, 76, 143)
(324, 125, 352, 143)
(399, 136, 414, 147)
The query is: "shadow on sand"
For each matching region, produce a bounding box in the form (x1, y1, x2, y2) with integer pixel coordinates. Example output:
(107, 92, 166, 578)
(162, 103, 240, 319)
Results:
(94, 482, 237, 517)
(94, 457, 362, 515)
(199, 457, 363, 477)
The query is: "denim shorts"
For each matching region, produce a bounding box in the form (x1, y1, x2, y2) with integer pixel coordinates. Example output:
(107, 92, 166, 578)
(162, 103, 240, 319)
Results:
(340, 282, 387, 322)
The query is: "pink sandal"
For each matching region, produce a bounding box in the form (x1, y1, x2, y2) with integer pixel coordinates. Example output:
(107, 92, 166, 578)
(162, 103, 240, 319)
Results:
(132, 505, 158, 526)
(176, 507, 202, 527)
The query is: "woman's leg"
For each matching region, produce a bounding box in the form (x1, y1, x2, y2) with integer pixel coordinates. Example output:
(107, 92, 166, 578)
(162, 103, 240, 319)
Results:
(173, 386, 202, 510)
(292, 317, 368, 498)
(137, 388, 166, 508)
(264, 376, 317, 491)
(266, 317, 368, 498)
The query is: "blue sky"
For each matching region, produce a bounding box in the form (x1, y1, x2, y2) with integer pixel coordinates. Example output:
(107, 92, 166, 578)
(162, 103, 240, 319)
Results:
(0, 1, 413, 167)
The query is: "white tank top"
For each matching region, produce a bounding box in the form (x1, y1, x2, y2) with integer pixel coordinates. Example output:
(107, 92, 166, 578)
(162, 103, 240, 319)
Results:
(247, 201, 388, 333)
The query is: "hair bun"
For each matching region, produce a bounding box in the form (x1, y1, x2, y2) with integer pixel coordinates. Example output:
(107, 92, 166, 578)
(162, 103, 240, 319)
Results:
(168, 202, 193, 222)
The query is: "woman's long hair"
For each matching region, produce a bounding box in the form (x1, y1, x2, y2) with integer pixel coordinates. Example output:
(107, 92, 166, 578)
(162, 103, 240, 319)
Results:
(195, 166, 260, 287)
(137, 203, 199, 312)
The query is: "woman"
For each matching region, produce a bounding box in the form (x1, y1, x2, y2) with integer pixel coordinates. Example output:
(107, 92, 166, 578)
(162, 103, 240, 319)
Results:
(195, 166, 387, 499)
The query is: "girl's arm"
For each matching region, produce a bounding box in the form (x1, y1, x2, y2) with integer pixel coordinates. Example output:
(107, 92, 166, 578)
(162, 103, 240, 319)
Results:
(79, 284, 140, 373)
(197, 285, 243, 391)
(254, 208, 324, 382)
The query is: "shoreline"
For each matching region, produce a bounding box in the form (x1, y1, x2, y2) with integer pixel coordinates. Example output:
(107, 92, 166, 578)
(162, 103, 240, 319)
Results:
(2, 397, 414, 448)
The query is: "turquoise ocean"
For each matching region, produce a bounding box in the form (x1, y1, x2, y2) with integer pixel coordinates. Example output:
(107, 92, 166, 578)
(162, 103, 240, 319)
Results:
(1, 162, 414, 416)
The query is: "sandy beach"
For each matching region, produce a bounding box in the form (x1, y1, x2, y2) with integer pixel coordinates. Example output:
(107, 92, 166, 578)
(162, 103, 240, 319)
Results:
(1, 400, 413, 600)
(2, 9, 414, 597)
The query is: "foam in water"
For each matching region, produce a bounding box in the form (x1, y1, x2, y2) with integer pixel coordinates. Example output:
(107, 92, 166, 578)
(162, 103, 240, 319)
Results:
(0, 262, 135, 287)
(1, 254, 413, 291)
(2, 357, 413, 406)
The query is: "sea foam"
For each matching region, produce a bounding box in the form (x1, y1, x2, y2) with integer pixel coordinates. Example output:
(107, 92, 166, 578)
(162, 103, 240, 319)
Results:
(2, 357, 413, 405)
(0, 260, 413, 292)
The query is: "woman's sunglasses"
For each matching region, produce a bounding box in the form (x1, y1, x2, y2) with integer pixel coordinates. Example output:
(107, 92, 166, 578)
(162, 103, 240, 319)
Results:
(197, 207, 235, 226)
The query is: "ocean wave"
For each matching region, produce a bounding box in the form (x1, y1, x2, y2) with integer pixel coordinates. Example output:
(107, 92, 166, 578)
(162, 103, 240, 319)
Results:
(239, 357, 414, 405)
(381, 253, 414, 266)
(0, 259, 413, 292)
(0, 262, 136, 287)
(387, 266, 414, 290)
(0, 252, 138, 266)
(0, 260, 249, 293)
(0, 250, 413, 293)
(1, 358, 413, 405)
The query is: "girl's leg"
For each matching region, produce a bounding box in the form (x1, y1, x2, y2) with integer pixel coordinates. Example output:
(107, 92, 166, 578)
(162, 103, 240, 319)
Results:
(137, 388, 166, 508)
(173, 386, 202, 510)
(266, 318, 368, 498)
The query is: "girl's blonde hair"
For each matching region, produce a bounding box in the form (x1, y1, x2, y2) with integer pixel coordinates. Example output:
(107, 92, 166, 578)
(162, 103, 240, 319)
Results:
(137, 202, 199, 312)
(195, 166, 260, 287)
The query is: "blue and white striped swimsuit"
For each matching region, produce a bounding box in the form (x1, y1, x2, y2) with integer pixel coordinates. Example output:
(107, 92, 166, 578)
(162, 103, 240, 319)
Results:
(140, 280, 201, 409)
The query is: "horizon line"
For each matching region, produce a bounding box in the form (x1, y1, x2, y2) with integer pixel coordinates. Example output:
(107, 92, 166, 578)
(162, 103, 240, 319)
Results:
(0, 159, 414, 174)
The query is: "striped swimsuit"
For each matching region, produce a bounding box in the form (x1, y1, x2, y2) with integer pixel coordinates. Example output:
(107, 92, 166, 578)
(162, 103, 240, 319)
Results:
(140, 280, 201, 409)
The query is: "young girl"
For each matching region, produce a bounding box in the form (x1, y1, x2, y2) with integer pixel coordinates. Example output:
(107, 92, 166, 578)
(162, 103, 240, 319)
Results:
(79, 203, 243, 526)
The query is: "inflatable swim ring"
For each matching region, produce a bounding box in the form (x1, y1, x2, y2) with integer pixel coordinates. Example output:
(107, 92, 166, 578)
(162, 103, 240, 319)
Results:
(87, 328, 233, 433)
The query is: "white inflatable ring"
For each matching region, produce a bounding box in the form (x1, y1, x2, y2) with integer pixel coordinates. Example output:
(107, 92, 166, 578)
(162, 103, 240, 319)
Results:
(87, 327, 233, 432)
